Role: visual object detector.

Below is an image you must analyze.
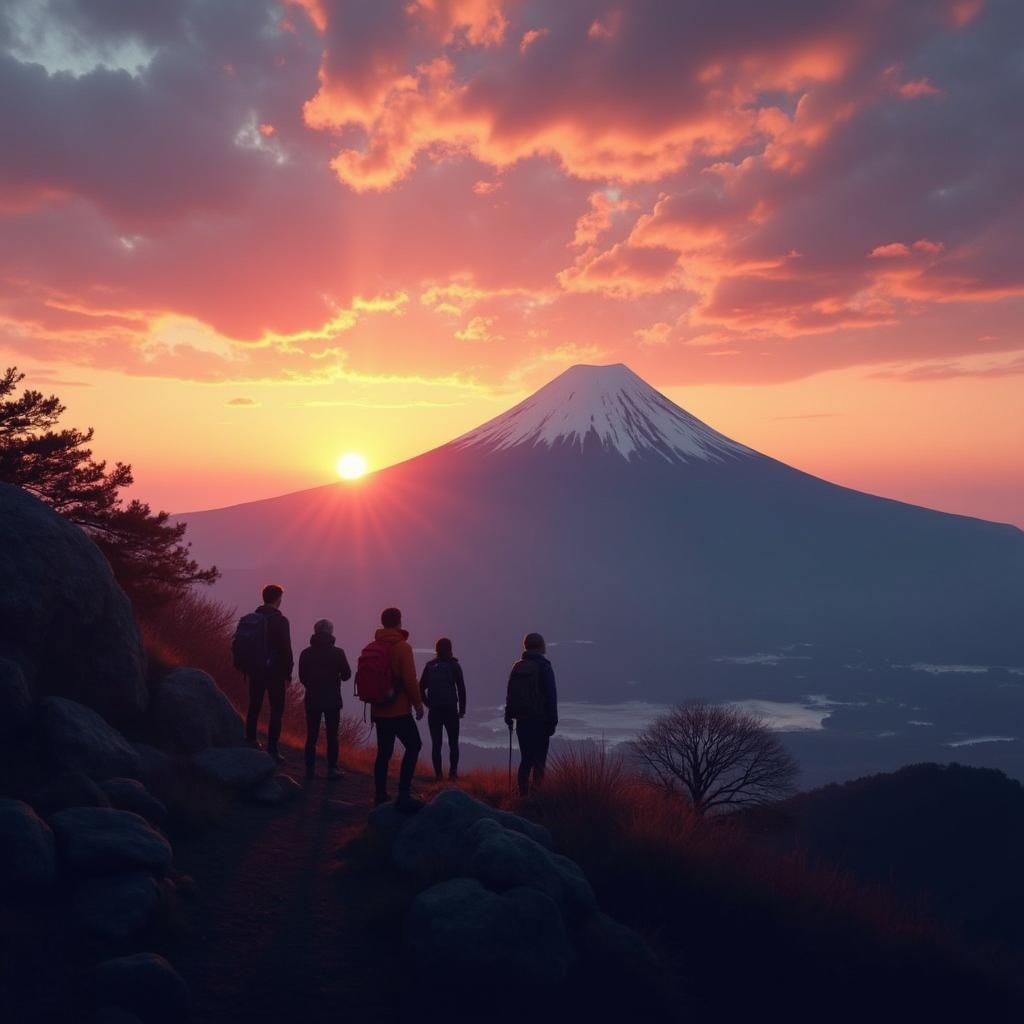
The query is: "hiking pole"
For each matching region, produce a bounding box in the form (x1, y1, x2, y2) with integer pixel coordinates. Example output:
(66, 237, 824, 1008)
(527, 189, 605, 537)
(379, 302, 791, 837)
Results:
(508, 721, 513, 796)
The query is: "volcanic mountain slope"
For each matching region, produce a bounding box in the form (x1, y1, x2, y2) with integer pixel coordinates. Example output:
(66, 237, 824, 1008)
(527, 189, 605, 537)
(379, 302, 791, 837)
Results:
(181, 363, 1024, 704)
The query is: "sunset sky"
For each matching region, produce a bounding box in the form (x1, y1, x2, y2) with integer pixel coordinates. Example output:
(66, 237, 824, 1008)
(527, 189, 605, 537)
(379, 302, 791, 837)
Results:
(1, 0, 1021, 523)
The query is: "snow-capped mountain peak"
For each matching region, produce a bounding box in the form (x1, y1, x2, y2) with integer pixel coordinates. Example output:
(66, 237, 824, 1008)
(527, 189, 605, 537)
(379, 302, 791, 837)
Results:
(453, 363, 752, 463)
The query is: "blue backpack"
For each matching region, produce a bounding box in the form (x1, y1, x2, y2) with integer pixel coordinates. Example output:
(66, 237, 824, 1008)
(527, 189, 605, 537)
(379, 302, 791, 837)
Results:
(232, 612, 271, 675)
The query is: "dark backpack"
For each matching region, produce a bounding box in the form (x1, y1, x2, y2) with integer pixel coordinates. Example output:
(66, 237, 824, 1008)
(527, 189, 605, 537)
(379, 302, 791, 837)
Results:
(423, 660, 458, 709)
(354, 640, 396, 705)
(232, 612, 271, 675)
(506, 659, 546, 721)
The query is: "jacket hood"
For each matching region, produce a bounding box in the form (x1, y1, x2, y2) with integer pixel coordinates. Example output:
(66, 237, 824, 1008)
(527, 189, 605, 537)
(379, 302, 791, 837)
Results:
(375, 626, 409, 643)
(523, 649, 549, 663)
(310, 632, 335, 647)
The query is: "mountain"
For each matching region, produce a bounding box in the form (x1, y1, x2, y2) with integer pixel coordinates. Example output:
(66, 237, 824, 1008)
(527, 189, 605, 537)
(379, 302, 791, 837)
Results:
(180, 363, 1024, 781)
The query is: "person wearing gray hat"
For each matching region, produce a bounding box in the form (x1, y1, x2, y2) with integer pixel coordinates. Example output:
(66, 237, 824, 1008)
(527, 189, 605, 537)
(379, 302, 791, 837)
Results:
(297, 618, 351, 780)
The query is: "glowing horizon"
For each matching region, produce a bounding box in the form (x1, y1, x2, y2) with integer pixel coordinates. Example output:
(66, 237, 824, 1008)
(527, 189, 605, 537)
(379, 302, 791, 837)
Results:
(1, 1, 1020, 525)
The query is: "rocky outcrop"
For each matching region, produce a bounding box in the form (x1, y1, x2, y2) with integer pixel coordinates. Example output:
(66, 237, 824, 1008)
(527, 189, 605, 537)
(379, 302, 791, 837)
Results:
(37, 697, 141, 780)
(0, 483, 145, 724)
(152, 668, 244, 754)
(407, 878, 571, 988)
(0, 797, 56, 890)
(49, 807, 173, 877)
(32, 771, 112, 817)
(377, 790, 655, 993)
(386, 788, 552, 881)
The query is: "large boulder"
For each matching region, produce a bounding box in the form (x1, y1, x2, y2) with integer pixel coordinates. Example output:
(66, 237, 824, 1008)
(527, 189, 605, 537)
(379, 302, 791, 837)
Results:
(0, 483, 145, 723)
(192, 747, 275, 789)
(406, 879, 571, 989)
(73, 872, 160, 941)
(50, 807, 172, 877)
(0, 657, 33, 741)
(465, 817, 596, 920)
(37, 697, 141, 780)
(152, 668, 244, 754)
(99, 779, 167, 827)
(33, 771, 112, 818)
(93, 953, 190, 1022)
(0, 797, 56, 890)
(390, 789, 552, 879)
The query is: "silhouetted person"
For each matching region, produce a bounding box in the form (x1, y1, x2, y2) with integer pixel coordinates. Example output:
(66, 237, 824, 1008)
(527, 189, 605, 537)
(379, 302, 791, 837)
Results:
(298, 618, 351, 781)
(504, 632, 558, 797)
(420, 637, 467, 782)
(369, 607, 423, 810)
(233, 583, 294, 763)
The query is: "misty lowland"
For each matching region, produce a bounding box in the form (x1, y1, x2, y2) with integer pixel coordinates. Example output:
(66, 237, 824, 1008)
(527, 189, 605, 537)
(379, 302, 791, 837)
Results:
(4, 2, 1024, 1023)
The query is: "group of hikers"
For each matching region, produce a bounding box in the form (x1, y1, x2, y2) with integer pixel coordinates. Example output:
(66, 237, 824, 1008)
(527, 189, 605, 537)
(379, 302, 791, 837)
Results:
(232, 585, 559, 811)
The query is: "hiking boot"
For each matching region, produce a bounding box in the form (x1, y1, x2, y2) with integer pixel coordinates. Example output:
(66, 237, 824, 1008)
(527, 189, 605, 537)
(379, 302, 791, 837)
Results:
(304, 767, 315, 781)
(245, 738, 263, 751)
(434, 773, 444, 784)
(448, 770, 459, 781)
(395, 793, 424, 815)
(374, 791, 389, 807)
(269, 749, 286, 765)
(327, 767, 343, 781)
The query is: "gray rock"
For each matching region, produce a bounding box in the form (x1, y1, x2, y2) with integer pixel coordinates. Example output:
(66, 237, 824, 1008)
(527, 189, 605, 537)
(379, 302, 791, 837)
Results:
(93, 953, 190, 1021)
(74, 872, 160, 941)
(192, 747, 275, 789)
(366, 800, 414, 848)
(550, 852, 599, 921)
(153, 668, 244, 754)
(465, 818, 596, 920)
(576, 911, 659, 975)
(0, 656, 33, 740)
(129, 742, 173, 790)
(33, 771, 112, 818)
(99, 779, 167, 827)
(0, 797, 56, 890)
(391, 789, 551, 880)
(252, 773, 302, 805)
(37, 697, 140, 780)
(50, 807, 172, 877)
(407, 878, 570, 989)
(0, 483, 145, 723)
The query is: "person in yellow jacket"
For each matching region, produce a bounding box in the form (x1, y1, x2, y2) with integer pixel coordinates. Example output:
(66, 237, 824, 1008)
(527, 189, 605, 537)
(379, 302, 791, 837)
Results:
(372, 607, 424, 810)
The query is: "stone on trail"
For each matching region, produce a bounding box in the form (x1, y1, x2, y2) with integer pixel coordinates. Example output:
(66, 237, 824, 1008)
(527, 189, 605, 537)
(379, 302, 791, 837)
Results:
(390, 788, 552, 880)
(37, 697, 141, 781)
(407, 878, 571, 989)
(0, 483, 146, 723)
(0, 797, 56, 890)
(152, 667, 244, 754)
(0, 656, 33, 741)
(93, 953, 190, 1022)
(99, 778, 167, 827)
(49, 806, 173, 877)
(73, 872, 160, 941)
(192, 747, 276, 790)
(248, 773, 301, 805)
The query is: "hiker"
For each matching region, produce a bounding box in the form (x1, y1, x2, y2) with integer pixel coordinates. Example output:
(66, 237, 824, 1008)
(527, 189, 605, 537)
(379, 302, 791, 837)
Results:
(297, 618, 351, 781)
(504, 632, 558, 797)
(233, 584, 294, 763)
(420, 637, 467, 782)
(355, 607, 423, 811)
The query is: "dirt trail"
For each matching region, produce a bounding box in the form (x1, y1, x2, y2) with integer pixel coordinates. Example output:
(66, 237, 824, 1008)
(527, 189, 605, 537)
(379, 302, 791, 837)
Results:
(168, 761, 409, 1024)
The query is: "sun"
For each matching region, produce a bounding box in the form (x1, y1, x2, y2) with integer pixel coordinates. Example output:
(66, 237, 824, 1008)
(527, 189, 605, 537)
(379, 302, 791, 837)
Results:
(336, 452, 368, 480)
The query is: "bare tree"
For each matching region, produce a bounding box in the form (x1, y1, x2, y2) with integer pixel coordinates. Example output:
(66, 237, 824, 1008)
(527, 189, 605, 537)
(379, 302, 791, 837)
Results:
(629, 702, 798, 815)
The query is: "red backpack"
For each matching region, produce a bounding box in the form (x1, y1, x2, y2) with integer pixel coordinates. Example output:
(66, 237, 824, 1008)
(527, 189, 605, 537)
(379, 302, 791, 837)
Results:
(355, 640, 397, 705)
